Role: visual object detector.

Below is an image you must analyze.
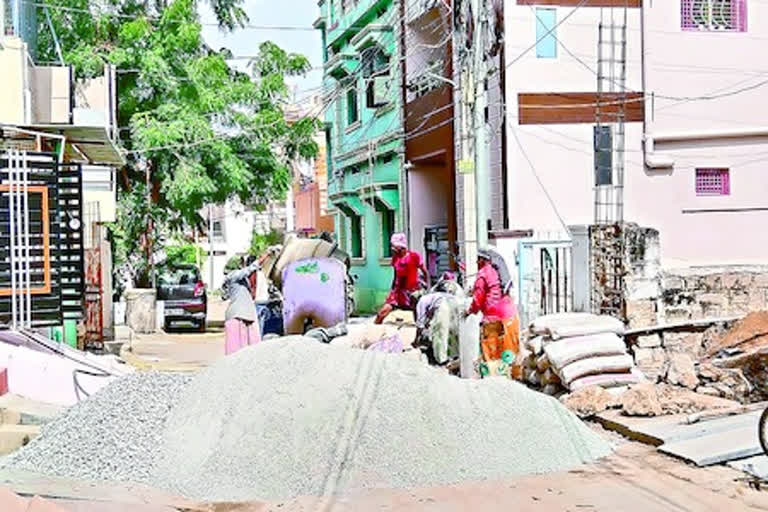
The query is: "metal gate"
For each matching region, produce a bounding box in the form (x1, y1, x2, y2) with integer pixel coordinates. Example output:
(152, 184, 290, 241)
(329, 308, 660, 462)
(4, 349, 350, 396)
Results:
(0, 150, 85, 328)
(517, 239, 573, 328)
(83, 202, 103, 349)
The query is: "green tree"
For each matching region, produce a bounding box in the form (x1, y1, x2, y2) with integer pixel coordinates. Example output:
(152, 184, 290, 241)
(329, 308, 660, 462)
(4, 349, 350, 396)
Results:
(38, 0, 319, 287)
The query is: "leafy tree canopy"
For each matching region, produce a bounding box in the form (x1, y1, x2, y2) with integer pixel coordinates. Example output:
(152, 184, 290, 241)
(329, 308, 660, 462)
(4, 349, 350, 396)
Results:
(37, 0, 320, 286)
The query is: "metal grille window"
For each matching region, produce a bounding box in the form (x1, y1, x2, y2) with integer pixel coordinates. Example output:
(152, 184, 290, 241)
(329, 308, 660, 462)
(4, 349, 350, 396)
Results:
(695, 168, 730, 195)
(346, 86, 359, 126)
(681, 0, 747, 32)
(594, 125, 613, 186)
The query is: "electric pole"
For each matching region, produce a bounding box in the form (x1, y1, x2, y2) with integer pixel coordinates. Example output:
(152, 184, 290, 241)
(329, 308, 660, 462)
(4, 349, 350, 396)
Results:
(456, 0, 490, 281)
(472, 0, 490, 250)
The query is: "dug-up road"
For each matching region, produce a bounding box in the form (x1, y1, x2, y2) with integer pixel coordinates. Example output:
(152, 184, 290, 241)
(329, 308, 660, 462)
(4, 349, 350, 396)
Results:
(3, 440, 766, 512)
(101, 310, 768, 512)
(216, 441, 768, 512)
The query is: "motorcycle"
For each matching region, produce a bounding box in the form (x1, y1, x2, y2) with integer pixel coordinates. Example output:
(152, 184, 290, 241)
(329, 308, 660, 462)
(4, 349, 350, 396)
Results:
(759, 407, 768, 455)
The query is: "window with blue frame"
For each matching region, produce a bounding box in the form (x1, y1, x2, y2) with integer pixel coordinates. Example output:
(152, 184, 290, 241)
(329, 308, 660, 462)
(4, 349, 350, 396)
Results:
(535, 8, 557, 59)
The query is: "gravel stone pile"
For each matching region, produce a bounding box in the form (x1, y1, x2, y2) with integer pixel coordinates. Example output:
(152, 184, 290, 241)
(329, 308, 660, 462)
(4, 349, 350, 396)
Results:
(2, 372, 192, 483)
(155, 338, 611, 502)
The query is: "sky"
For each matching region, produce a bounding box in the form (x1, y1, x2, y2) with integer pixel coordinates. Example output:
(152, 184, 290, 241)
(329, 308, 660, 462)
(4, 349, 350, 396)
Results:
(199, 0, 323, 102)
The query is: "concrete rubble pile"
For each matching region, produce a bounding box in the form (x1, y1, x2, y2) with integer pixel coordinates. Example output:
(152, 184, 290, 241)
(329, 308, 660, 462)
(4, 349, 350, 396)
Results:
(1, 337, 611, 502)
(698, 311, 768, 402)
(522, 313, 645, 396)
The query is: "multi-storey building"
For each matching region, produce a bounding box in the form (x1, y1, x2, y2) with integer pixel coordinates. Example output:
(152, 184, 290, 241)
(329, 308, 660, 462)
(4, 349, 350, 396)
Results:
(316, 0, 404, 313)
(0, 2, 122, 340)
(503, 1, 768, 327)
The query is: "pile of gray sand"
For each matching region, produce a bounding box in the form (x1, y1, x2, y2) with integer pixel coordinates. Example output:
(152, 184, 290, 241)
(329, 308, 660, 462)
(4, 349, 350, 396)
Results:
(2, 372, 192, 483)
(154, 338, 611, 502)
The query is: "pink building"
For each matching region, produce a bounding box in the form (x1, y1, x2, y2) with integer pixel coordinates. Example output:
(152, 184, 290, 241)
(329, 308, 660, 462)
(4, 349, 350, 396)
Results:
(501, 1, 768, 324)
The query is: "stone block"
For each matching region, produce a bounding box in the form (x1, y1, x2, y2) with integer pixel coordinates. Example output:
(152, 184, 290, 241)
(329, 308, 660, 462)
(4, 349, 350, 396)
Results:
(124, 288, 157, 334)
(635, 333, 661, 348)
(626, 300, 656, 329)
(666, 353, 699, 390)
(621, 383, 662, 417)
(748, 291, 767, 312)
(664, 307, 692, 323)
(696, 292, 727, 308)
(697, 362, 724, 381)
(696, 386, 721, 397)
(722, 272, 751, 290)
(662, 331, 704, 358)
(753, 273, 768, 288)
(700, 274, 722, 291)
(634, 347, 667, 382)
(561, 386, 621, 418)
(662, 275, 684, 291)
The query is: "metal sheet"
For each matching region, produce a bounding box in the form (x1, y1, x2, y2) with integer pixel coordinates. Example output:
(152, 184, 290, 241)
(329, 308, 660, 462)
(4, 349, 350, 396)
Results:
(659, 425, 762, 466)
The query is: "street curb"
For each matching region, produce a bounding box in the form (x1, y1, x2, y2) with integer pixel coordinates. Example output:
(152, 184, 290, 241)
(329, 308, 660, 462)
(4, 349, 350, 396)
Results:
(118, 344, 203, 373)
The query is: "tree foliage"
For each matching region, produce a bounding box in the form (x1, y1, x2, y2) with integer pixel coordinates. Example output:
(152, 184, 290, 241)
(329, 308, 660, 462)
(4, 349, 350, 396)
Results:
(39, 0, 320, 286)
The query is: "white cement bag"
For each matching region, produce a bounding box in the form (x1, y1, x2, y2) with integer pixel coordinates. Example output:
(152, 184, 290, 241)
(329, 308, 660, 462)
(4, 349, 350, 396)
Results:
(559, 354, 634, 386)
(569, 368, 645, 392)
(459, 313, 481, 379)
(529, 313, 597, 335)
(544, 333, 626, 371)
(525, 336, 546, 356)
(530, 313, 624, 340)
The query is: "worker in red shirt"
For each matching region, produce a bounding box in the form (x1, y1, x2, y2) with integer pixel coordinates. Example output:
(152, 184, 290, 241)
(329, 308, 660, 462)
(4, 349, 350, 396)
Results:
(375, 233, 430, 324)
(466, 248, 521, 379)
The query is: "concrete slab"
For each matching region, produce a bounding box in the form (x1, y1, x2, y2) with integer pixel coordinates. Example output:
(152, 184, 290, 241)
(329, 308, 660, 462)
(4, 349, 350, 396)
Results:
(595, 409, 763, 447)
(0, 394, 67, 426)
(728, 455, 768, 480)
(0, 470, 205, 510)
(659, 425, 762, 466)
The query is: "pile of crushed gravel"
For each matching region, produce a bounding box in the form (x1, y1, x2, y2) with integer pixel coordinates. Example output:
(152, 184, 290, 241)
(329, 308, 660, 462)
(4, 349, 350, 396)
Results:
(2, 372, 192, 483)
(2, 339, 611, 502)
(154, 338, 611, 501)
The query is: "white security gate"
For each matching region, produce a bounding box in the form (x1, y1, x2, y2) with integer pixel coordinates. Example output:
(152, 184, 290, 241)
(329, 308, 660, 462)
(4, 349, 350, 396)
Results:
(517, 239, 573, 329)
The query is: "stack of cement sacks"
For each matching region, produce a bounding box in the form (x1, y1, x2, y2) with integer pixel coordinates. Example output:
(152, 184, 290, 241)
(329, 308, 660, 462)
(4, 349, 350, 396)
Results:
(522, 313, 645, 395)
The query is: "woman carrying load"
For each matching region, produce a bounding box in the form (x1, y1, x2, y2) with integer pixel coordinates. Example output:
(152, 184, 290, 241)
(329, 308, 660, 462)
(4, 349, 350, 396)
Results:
(465, 248, 521, 379)
(222, 251, 272, 355)
(375, 233, 430, 324)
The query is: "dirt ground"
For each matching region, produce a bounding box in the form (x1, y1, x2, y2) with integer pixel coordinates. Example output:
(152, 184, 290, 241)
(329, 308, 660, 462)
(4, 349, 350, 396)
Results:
(212, 441, 768, 512)
(85, 311, 768, 511)
(4, 440, 766, 512)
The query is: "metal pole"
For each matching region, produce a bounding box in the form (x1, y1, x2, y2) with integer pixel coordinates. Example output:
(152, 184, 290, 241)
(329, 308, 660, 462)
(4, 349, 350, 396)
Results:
(15, 151, 24, 328)
(23, 151, 31, 328)
(208, 205, 214, 288)
(44, 6, 65, 65)
(457, 1, 478, 282)
(473, 0, 490, 249)
(9, 151, 17, 329)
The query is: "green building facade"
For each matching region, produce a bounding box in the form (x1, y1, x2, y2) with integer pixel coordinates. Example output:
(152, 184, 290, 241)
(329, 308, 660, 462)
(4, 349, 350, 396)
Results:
(315, 0, 404, 313)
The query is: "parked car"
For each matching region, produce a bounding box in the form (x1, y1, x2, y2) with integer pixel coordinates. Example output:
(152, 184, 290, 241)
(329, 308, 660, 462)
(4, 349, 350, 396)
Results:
(157, 265, 207, 332)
